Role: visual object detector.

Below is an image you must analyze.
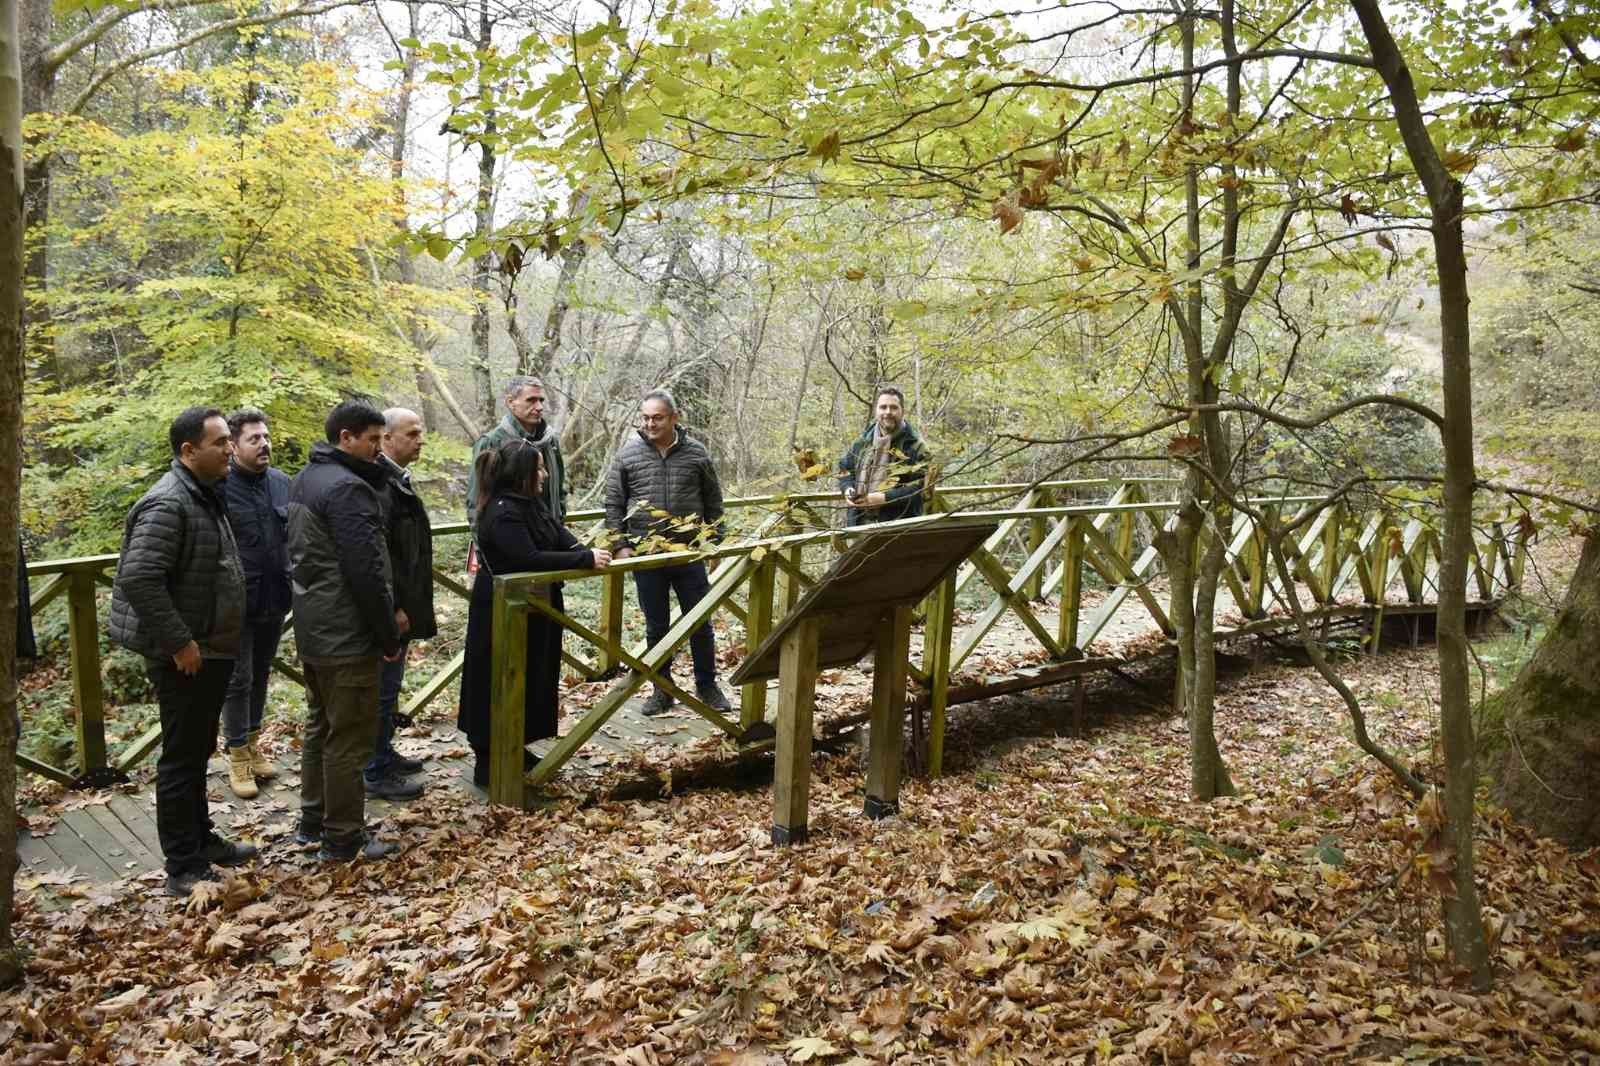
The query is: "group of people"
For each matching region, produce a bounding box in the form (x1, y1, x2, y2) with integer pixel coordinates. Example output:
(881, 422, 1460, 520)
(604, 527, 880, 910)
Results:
(106, 378, 927, 898)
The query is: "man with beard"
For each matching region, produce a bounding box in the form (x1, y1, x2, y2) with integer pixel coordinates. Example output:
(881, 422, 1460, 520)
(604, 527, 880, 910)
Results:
(220, 408, 291, 799)
(110, 407, 255, 896)
(838, 385, 931, 527)
(289, 399, 405, 862)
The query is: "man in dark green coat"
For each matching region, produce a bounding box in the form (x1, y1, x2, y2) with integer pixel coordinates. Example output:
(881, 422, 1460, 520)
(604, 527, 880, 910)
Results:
(838, 385, 931, 527)
(466, 376, 566, 524)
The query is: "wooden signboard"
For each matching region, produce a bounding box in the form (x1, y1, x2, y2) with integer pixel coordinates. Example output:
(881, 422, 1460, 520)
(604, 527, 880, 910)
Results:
(731, 517, 999, 844)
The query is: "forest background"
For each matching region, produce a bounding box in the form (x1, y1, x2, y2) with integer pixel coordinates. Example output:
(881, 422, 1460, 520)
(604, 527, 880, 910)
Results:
(1, 0, 1599, 1038)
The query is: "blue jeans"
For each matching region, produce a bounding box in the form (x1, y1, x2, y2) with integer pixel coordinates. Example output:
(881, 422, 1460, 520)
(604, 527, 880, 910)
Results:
(363, 646, 408, 783)
(633, 562, 718, 690)
(221, 616, 286, 749)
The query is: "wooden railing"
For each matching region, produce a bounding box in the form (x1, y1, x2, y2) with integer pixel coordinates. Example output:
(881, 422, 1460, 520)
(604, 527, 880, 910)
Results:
(484, 480, 1531, 805)
(16, 478, 1529, 794)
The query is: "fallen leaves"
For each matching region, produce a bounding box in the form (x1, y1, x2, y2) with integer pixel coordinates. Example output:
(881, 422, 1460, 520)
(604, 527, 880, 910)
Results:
(4, 647, 1599, 1063)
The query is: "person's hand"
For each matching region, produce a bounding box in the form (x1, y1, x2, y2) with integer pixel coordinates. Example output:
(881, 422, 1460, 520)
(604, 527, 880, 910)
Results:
(706, 555, 721, 575)
(614, 546, 634, 560)
(395, 608, 410, 635)
(172, 641, 201, 675)
(591, 549, 613, 568)
(384, 647, 404, 662)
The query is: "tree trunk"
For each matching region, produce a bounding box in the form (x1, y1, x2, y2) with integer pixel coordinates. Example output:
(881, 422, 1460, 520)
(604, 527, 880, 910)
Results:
(2, 0, 28, 990)
(18, 0, 52, 384)
(529, 237, 588, 380)
(388, 4, 440, 432)
(1350, 0, 1492, 990)
(1489, 532, 1600, 847)
(468, 0, 496, 425)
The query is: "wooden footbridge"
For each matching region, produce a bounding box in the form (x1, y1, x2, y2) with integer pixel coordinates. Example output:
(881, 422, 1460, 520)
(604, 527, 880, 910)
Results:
(14, 478, 1527, 875)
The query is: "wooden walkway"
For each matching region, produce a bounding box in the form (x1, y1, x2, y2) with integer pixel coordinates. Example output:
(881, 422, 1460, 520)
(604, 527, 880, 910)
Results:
(17, 477, 1522, 887)
(15, 691, 735, 889)
(16, 584, 1473, 891)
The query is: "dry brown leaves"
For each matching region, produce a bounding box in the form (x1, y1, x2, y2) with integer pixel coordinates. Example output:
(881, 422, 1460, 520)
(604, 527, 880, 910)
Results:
(3, 647, 1598, 1064)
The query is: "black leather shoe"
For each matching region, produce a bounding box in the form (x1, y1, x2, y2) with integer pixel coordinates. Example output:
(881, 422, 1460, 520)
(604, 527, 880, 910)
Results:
(293, 821, 322, 846)
(319, 835, 399, 862)
(365, 773, 424, 800)
(641, 690, 674, 717)
(203, 833, 258, 867)
(165, 866, 220, 897)
(391, 754, 425, 775)
(392, 712, 414, 729)
(696, 683, 734, 713)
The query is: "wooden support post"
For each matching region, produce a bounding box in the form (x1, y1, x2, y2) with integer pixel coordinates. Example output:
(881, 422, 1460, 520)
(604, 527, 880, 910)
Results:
(777, 542, 805, 615)
(488, 579, 530, 807)
(742, 554, 776, 729)
(1024, 489, 1048, 600)
(924, 572, 956, 777)
(594, 571, 625, 676)
(865, 604, 913, 819)
(67, 567, 108, 777)
(1058, 519, 1084, 654)
(772, 616, 821, 846)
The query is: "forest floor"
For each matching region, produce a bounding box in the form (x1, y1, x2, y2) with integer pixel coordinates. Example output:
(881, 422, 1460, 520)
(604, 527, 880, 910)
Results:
(5, 587, 1600, 1062)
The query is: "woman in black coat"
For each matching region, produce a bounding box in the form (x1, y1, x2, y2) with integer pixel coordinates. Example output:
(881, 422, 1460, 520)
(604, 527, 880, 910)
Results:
(458, 441, 611, 786)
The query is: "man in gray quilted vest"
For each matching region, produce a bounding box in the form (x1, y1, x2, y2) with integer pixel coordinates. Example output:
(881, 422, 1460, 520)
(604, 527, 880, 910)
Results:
(110, 407, 256, 898)
(606, 389, 733, 717)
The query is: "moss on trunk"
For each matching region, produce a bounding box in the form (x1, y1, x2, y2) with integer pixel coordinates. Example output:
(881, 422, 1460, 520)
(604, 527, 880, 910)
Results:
(1489, 533, 1600, 848)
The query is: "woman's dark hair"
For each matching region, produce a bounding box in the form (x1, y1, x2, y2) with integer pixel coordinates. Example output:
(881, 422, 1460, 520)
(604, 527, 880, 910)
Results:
(473, 440, 545, 520)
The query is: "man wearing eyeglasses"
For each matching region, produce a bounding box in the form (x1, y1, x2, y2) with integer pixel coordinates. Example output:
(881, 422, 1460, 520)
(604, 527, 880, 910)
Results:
(605, 390, 733, 717)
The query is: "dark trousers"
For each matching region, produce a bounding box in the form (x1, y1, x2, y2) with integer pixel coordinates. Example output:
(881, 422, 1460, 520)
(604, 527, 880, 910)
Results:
(150, 657, 234, 876)
(220, 615, 285, 749)
(300, 658, 380, 848)
(633, 561, 718, 689)
(363, 648, 408, 784)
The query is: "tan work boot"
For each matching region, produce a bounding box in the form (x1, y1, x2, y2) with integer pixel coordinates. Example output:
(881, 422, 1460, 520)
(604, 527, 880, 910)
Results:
(228, 746, 259, 798)
(246, 731, 278, 780)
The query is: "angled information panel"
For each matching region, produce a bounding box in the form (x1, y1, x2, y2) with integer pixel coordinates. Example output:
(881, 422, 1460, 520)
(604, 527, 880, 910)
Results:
(732, 516, 1000, 687)
(730, 516, 999, 844)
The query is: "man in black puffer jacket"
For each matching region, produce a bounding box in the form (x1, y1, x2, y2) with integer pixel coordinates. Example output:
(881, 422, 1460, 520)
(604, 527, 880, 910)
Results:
(288, 399, 404, 863)
(110, 407, 256, 898)
(605, 389, 732, 717)
(361, 406, 436, 800)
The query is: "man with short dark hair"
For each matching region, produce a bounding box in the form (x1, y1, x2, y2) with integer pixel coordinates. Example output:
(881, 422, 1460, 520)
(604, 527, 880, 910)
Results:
(466, 375, 566, 523)
(363, 407, 435, 801)
(110, 407, 256, 897)
(220, 407, 291, 800)
(289, 399, 405, 862)
(839, 385, 931, 527)
(605, 389, 732, 717)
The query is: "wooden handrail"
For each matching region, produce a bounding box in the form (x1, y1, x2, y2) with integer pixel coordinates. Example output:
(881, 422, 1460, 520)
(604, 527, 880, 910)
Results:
(15, 479, 1530, 791)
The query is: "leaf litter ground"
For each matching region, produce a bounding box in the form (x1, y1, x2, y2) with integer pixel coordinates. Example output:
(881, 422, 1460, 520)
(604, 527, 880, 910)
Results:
(4, 643, 1599, 1064)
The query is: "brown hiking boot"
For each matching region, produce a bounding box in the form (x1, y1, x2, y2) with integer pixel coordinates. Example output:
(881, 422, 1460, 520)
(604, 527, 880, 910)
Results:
(246, 731, 278, 780)
(228, 746, 259, 799)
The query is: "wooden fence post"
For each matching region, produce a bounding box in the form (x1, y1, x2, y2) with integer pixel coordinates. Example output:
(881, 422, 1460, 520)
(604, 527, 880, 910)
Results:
(741, 553, 776, 730)
(67, 567, 108, 778)
(1058, 519, 1084, 655)
(594, 571, 625, 676)
(923, 572, 956, 777)
(772, 615, 821, 845)
(488, 578, 529, 807)
(865, 604, 913, 819)
(1024, 489, 1049, 600)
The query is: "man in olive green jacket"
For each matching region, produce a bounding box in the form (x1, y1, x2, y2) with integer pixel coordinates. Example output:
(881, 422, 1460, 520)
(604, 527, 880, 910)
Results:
(466, 375, 566, 524)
